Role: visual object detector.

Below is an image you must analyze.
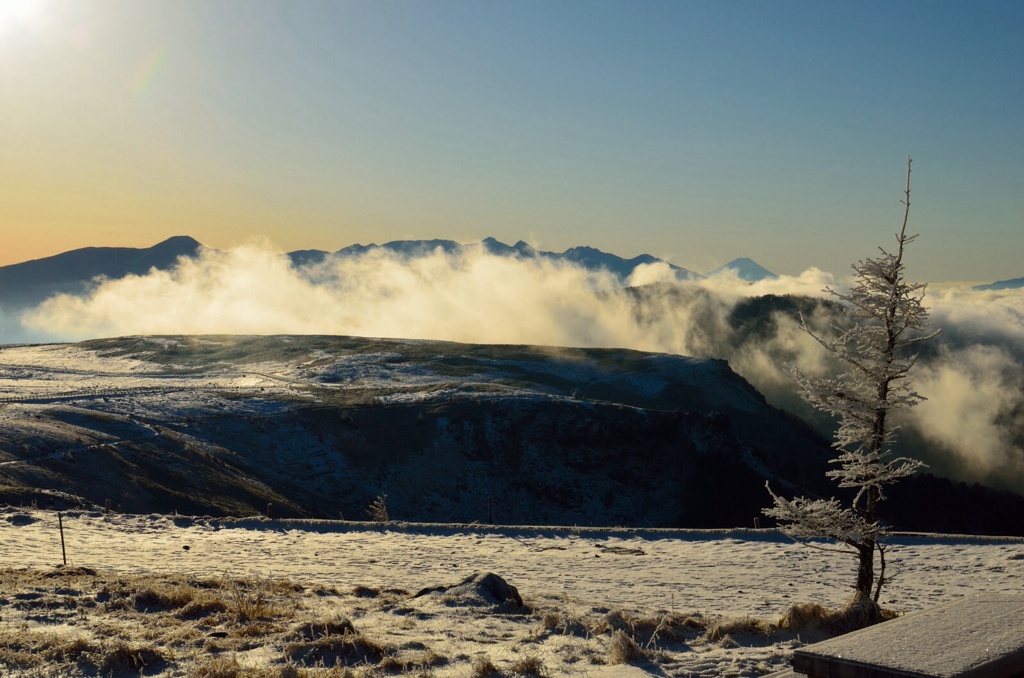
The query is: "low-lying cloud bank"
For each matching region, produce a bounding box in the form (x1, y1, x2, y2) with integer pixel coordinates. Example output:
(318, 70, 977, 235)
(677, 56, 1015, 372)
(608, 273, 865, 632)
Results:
(10, 244, 1024, 493)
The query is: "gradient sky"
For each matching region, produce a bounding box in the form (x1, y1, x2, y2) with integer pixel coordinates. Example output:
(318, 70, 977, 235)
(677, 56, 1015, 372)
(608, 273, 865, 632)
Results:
(2, 0, 1021, 281)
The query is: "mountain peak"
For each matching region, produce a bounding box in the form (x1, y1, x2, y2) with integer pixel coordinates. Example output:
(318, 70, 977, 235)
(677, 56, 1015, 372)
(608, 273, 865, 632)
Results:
(709, 258, 777, 282)
(0, 237, 206, 311)
(149, 236, 204, 258)
(563, 245, 604, 257)
(381, 239, 461, 256)
(480, 237, 515, 256)
(512, 240, 537, 255)
(154, 235, 202, 248)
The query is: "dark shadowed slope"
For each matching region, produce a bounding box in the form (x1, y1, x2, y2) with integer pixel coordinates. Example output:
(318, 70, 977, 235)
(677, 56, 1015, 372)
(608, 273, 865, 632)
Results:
(0, 335, 832, 526)
(2, 335, 1021, 533)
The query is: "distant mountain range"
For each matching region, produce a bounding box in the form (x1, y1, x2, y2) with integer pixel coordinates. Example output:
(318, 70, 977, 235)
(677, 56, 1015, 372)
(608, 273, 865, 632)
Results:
(974, 276, 1024, 291)
(4, 236, 1020, 316)
(0, 236, 204, 310)
(288, 236, 710, 281)
(0, 236, 777, 312)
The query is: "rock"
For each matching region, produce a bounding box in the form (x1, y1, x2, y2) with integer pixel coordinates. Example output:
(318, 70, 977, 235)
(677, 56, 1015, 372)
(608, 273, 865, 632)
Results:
(414, 572, 523, 609)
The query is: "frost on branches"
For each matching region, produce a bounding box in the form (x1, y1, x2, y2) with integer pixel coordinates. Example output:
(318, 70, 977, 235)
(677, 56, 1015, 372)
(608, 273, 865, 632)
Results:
(765, 158, 939, 609)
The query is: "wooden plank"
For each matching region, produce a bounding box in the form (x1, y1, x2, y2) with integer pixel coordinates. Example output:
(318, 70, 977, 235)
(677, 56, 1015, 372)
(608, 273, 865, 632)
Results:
(791, 595, 1024, 678)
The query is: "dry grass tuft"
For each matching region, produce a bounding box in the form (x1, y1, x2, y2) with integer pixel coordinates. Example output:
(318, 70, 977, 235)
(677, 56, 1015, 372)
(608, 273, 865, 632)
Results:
(43, 636, 98, 664)
(352, 585, 380, 598)
(0, 632, 45, 670)
(226, 577, 289, 622)
(285, 631, 392, 667)
(470, 655, 502, 677)
(779, 596, 896, 639)
(589, 609, 707, 648)
(289, 618, 357, 641)
(375, 649, 445, 676)
(538, 610, 591, 638)
(235, 620, 287, 638)
(190, 656, 372, 677)
(707, 615, 774, 642)
(187, 655, 248, 678)
(419, 649, 447, 667)
(607, 629, 646, 665)
(96, 639, 166, 674)
(715, 633, 739, 649)
(43, 565, 97, 578)
(595, 608, 633, 634)
(779, 601, 834, 631)
(595, 608, 667, 635)
(679, 614, 708, 630)
(507, 655, 547, 676)
(135, 583, 203, 611)
(177, 598, 229, 620)
(187, 656, 351, 677)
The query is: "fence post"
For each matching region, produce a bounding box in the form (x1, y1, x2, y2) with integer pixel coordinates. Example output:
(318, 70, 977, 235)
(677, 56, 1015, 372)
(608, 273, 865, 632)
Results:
(58, 512, 67, 565)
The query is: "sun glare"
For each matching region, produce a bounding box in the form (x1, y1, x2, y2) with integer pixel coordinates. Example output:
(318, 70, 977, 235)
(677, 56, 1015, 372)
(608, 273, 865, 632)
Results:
(0, 0, 45, 37)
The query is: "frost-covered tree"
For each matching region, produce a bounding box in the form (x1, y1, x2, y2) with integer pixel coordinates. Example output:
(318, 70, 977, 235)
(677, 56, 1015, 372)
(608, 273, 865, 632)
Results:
(765, 157, 938, 611)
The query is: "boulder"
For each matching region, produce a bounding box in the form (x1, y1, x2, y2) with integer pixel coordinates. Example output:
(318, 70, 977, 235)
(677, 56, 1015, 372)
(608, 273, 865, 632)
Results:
(414, 572, 523, 608)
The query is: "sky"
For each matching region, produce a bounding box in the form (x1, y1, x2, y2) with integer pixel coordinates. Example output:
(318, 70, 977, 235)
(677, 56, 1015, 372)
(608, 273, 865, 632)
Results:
(1, 0, 1021, 282)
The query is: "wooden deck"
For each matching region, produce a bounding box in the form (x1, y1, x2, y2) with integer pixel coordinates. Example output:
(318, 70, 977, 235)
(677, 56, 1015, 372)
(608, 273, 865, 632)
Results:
(773, 594, 1024, 678)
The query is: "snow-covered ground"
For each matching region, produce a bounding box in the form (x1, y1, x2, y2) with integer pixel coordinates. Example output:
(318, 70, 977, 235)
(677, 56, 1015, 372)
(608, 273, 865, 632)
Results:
(0, 341, 301, 402)
(2, 508, 1023, 676)
(0, 339, 743, 413)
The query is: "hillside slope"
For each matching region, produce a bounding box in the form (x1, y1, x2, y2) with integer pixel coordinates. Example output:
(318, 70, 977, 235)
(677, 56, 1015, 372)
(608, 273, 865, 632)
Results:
(0, 336, 832, 526)
(2, 336, 1021, 533)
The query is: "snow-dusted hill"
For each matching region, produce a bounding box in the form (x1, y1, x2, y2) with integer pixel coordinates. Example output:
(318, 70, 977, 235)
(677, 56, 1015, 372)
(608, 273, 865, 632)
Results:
(2, 335, 1022, 535)
(0, 335, 832, 525)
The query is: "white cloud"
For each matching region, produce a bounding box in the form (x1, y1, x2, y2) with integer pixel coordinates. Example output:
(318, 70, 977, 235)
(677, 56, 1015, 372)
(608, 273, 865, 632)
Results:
(14, 245, 1024, 491)
(22, 246, 639, 348)
(626, 261, 684, 287)
(909, 344, 1024, 480)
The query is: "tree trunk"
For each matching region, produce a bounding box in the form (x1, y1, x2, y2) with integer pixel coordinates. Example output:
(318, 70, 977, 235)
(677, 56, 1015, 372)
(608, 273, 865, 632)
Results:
(855, 540, 874, 598)
(853, 480, 881, 597)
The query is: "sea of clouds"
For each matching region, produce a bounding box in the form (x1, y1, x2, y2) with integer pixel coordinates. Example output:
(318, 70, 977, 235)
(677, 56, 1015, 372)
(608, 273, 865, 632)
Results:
(5, 243, 1023, 492)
